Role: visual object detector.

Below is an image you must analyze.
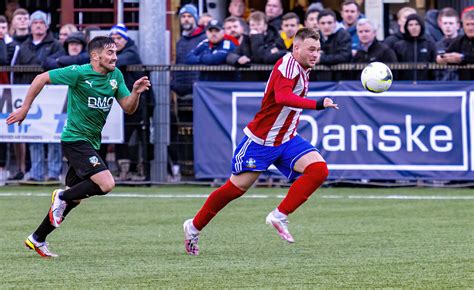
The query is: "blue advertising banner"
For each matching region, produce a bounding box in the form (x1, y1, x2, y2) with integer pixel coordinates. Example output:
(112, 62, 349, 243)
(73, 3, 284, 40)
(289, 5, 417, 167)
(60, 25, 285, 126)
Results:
(194, 81, 473, 181)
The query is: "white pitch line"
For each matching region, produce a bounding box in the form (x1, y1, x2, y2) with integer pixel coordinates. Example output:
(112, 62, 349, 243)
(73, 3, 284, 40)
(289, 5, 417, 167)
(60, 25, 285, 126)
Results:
(0, 192, 473, 200)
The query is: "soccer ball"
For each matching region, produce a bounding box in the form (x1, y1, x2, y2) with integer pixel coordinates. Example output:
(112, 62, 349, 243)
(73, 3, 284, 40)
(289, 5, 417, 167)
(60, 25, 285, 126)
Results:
(360, 62, 393, 93)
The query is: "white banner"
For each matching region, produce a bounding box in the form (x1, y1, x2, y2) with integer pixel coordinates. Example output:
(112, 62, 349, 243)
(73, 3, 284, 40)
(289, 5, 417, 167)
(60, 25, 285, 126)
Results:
(0, 85, 123, 143)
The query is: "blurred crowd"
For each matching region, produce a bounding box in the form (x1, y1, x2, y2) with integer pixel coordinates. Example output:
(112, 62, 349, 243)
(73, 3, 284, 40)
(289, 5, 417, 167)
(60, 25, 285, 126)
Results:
(0, 7, 154, 185)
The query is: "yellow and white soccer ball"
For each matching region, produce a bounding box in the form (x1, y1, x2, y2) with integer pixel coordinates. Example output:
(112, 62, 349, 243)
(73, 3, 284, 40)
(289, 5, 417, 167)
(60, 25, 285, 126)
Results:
(360, 62, 393, 93)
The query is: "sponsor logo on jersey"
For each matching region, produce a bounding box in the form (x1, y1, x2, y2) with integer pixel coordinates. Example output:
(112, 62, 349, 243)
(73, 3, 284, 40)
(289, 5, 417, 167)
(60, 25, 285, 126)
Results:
(89, 156, 101, 167)
(88, 96, 114, 111)
(245, 158, 257, 168)
(110, 79, 118, 90)
(85, 80, 94, 88)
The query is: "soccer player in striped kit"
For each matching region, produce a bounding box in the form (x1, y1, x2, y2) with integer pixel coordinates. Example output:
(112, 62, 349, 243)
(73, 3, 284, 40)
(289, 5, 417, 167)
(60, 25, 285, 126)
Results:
(183, 28, 339, 255)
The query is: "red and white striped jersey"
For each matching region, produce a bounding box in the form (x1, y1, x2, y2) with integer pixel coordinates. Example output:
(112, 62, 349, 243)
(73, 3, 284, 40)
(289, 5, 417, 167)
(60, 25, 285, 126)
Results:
(244, 53, 314, 146)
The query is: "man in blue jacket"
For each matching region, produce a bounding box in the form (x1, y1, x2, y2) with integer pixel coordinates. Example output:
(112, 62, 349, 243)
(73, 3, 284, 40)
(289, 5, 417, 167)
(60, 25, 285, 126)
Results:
(185, 19, 236, 81)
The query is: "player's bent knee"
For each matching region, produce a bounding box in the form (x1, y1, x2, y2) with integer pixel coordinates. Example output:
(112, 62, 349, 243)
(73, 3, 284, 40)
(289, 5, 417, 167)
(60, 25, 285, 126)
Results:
(99, 179, 115, 194)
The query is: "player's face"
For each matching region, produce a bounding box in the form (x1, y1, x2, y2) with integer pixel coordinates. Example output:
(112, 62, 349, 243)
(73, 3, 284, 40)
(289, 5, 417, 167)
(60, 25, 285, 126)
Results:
(249, 19, 267, 34)
(304, 12, 319, 30)
(111, 34, 127, 51)
(440, 16, 459, 38)
(206, 28, 224, 44)
(341, 3, 359, 26)
(98, 43, 118, 72)
(318, 15, 336, 38)
(407, 20, 421, 37)
(357, 23, 376, 45)
(68, 42, 83, 56)
(282, 18, 299, 38)
(224, 21, 243, 39)
(463, 18, 474, 38)
(0, 23, 8, 39)
(180, 13, 195, 31)
(295, 38, 320, 68)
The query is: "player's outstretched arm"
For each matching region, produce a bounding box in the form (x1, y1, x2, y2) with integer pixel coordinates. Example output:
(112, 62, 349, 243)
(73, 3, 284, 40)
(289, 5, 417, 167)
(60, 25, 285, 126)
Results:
(6, 72, 51, 125)
(117, 76, 151, 115)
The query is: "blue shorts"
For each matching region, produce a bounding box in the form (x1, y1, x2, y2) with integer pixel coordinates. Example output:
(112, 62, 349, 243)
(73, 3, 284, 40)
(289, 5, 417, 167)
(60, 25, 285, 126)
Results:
(231, 135, 318, 181)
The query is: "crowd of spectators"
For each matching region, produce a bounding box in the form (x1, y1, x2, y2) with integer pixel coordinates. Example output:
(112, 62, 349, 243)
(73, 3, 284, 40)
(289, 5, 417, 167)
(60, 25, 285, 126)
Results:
(0, 7, 153, 185)
(172, 0, 474, 86)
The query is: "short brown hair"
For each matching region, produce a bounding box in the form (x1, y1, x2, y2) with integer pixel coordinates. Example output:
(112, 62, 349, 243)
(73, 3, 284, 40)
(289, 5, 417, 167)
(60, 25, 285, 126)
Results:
(282, 12, 300, 24)
(438, 7, 459, 22)
(0, 15, 7, 23)
(12, 8, 28, 18)
(342, 0, 360, 12)
(249, 11, 267, 24)
(294, 27, 319, 42)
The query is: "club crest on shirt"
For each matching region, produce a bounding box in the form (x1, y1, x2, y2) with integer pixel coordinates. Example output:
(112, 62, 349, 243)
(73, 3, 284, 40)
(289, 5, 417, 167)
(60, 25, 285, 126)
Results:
(110, 79, 118, 90)
(245, 158, 257, 168)
(89, 156, 101, 167)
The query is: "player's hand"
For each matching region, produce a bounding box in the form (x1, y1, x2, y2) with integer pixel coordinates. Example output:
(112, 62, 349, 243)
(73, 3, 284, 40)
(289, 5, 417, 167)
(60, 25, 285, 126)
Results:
(442, 52, 463, 64)
(133, 76, 151, 94)
(6, 107, 28, 125)
(324, 97, 339, 110)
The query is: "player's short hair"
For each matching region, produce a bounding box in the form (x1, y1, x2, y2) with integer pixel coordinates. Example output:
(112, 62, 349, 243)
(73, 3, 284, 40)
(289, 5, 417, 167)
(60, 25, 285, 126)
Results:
(318, 9, 336, 22)
(342, 0, 360, 12)
(0, 15, 7, 24)
(249, 11, 267, 24)
(294, 27, 319, 42)
(87, 36, 116, 55)
(282, 12, 300, 24)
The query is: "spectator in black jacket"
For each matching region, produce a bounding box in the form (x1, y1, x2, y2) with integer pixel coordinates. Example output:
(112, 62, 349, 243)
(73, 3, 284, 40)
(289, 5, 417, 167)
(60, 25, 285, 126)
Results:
(315, 9, 352, 81)
(246, 11, 286, 64)
(265, 0, 283, 32)
(11, 8, 29, 44)
(110, 24, 154, 181)
(42, 32, 89, 70)
(352, 19, 397, 80)
(384, 7, 416, 49)
(435, 8, 460, 80)
(439, 9, 474, 80)
(14, 10, 64, 182)
(393, 14, 436, 81)
(353, 19, 397, 64)
(171, 4, 206, 98)
(224, 16, 246, 45)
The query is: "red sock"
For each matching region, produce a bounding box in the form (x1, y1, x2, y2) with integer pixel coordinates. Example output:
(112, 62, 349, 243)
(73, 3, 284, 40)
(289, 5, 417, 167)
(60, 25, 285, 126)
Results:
(277, 162, 328, 215)
(193, 179, 245, 230)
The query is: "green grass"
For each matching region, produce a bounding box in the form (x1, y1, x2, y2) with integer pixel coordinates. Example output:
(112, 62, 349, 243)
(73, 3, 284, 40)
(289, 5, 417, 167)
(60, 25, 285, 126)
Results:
(0, 186, 473, 288)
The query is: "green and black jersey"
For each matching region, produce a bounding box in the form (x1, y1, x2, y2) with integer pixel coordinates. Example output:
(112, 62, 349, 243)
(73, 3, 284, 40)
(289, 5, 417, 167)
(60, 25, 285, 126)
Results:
(49, 64, 130, 150)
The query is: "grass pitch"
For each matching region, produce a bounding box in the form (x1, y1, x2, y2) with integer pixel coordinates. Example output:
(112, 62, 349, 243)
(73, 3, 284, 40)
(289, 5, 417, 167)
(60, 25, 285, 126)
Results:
(0, 185, 473, 288)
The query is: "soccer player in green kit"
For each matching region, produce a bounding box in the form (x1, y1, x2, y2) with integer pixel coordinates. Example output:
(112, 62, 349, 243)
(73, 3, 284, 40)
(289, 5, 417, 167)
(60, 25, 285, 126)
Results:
(6, 36, 151, 258)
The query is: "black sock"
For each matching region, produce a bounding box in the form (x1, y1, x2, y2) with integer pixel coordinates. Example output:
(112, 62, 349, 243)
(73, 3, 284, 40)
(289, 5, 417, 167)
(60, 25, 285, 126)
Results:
(33, 201, 80, 243)
(60, 179, 106, 201)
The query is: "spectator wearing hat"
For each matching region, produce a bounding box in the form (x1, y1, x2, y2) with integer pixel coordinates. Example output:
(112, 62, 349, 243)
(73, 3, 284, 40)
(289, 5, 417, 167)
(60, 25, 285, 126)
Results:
(14, 10, 64, 183)
(110, 24, 154, 181)
(185, 19, 236, 81)
(42, 31, 88, 70)
(171, 4, 206, 98)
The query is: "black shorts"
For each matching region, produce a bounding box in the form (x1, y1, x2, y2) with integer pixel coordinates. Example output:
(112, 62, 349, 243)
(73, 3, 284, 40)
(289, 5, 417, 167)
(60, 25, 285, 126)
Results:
(61, 140, 108, 187)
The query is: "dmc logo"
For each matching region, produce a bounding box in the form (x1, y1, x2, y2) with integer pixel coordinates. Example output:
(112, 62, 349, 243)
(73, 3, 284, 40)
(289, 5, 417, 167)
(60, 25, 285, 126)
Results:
(88, 96, 114, 111)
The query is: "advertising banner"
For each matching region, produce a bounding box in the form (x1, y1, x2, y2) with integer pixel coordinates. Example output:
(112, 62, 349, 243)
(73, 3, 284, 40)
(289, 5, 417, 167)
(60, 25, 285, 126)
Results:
(0, 85, 123, 143)
(194, 81, 472, 180)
